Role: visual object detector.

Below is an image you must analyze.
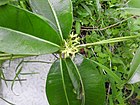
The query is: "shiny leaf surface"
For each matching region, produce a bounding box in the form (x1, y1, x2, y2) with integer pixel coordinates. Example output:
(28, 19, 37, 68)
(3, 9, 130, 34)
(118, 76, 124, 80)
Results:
(78, 58, 106, 105)
(65, 58, 85, 104)
(0, 4, 61, 55)
(46, 59, 81, 105)
(29, 0, 73, 39)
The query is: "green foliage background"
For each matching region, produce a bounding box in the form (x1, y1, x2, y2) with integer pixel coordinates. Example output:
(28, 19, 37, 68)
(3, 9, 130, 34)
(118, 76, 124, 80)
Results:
(72, 0, 140, 104)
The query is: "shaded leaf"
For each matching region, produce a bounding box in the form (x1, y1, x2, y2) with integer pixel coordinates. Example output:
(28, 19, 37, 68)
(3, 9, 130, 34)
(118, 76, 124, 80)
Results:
(29, 0, 73, 39)
(0, 4, 61, 55)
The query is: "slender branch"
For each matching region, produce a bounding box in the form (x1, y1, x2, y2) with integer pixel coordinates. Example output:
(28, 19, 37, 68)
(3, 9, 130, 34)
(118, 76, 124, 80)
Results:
(0, 55, 30, 61)
(77, 35, 140, 48)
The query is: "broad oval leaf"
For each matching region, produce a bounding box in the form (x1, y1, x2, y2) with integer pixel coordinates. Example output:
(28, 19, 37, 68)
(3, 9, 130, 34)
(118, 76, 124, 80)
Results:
(0, 4, 61, 55)
(78, 58, 106, 105)
(46, 57, 105, 105)
(128, 46, 140, 84)
(65, 58, 85, 104)
(46, 59, 81, 105)
(29, 0, 73, 39)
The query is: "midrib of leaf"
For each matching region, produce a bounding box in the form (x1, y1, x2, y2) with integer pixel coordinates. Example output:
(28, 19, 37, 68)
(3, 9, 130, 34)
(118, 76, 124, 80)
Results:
(70, 59, 85, 105)
(0, 26, 60, 48)
(48, 0, 63, 40)
(60, 59, 70, 105)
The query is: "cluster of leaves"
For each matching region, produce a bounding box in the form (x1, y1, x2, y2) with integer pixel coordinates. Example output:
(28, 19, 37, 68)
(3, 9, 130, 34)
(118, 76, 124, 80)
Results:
(0, 0, 140, 105)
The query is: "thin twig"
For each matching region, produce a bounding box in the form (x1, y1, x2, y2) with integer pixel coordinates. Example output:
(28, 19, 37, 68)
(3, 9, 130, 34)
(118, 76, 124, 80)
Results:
(77, 35, 140, 48)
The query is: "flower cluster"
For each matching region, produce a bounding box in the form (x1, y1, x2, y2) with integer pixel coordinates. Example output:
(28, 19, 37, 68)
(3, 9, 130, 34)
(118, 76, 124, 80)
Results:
(61, 33, 80, 58)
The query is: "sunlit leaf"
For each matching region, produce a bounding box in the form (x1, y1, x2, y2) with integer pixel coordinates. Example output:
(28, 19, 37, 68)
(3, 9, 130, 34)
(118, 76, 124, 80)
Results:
(78, 58, 106, 105)
(29, 0, 73, 39)
(0, 4, 61, 55)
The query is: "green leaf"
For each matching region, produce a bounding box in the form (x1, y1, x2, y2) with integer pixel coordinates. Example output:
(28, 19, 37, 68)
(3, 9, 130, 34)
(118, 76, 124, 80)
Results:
(81, 3, 92, 16)
(128, 46, 140, 84)
(78, 58, 106, 105)
(46, 59, 81, 105)
(0, 4, 61, 55)
(65, 58, 85, 104)
(75, 21, 81, 34)
(0, 0, 9, 6)
(46, 57, 105, 105)
(29, 0, 73, 39)
(128, 0, 140, 8)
